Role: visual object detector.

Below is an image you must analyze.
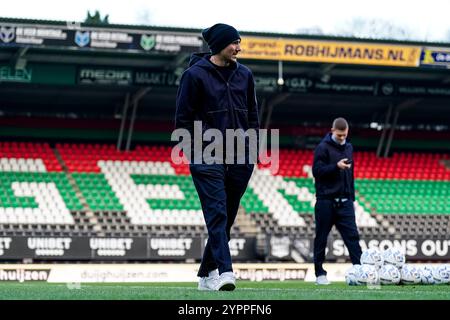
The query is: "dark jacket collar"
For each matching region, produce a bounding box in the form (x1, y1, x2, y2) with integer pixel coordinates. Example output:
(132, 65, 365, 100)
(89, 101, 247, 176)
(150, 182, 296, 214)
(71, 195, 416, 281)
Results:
(188, 52, 239, 70)
(323, 132, 347, 150)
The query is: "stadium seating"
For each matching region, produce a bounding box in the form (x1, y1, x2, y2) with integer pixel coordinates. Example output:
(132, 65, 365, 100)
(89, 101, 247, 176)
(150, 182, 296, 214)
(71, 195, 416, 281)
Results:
(268, 149, 450, 181)
(354, 151, 450, 180)
(0, 142, 448, 240)
(0, 142, 63, 172)
(356, 179, 449, 215)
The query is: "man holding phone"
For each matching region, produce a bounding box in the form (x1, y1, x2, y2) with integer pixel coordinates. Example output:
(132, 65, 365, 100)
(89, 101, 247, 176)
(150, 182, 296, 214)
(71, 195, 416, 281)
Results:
(312, 117, 362, 285)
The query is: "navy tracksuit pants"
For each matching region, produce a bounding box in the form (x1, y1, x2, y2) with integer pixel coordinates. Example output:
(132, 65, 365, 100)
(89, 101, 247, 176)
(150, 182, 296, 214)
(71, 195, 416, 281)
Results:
(313, 199, 362, 277)
(190, 163, 254, 277)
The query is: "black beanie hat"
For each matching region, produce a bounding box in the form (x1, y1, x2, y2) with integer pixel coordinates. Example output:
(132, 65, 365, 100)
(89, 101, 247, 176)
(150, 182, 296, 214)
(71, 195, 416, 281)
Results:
(201, 23, 241, 55)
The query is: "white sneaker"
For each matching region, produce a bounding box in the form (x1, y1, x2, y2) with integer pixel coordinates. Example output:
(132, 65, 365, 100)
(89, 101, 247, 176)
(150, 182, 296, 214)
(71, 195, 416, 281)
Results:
(198, 269, 219, 291)
(208, 269, 219, 278)
(216, 271, 236, 291)
(316, 275, 331, 285)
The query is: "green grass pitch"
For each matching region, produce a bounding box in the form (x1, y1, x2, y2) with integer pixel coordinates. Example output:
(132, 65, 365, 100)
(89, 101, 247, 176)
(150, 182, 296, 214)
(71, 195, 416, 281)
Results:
(0, 281, 449, 300)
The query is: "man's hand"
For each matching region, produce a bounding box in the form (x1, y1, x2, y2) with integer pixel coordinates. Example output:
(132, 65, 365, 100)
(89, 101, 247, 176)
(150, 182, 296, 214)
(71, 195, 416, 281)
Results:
(337, 158, 352, 170)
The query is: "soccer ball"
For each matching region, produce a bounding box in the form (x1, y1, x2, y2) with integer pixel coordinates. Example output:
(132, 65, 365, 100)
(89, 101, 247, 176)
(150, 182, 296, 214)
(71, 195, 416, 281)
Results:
(382, 247, 406, 269)
(379, 264, 401, 285)
(356, 264, 379, 285)
(420, 265, 435, 285)
(400, 264, 421, 285)
(360, 248, 384, 269)
(345, 264, 362, 286)
(433, 264, 450, 284)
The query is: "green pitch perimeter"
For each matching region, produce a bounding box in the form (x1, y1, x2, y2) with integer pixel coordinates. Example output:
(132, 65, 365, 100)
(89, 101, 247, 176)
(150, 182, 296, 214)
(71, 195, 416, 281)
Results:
(0, 281, 449, 300)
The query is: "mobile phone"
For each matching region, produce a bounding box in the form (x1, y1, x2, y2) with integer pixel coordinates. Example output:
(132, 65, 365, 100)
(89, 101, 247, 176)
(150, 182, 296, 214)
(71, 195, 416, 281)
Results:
(344, 159, 352, 165)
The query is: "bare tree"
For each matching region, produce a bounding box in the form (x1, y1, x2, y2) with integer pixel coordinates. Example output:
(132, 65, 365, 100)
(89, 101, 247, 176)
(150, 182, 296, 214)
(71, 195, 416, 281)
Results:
(445, 29, 450, 42)
(334, 17, 415, 40)
(136, 9, 153, 25)
(296, 26, 324, 36)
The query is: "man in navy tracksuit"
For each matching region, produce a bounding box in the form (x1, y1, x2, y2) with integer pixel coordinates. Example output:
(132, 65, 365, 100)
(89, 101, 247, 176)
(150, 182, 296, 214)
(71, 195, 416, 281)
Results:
(175, 23, 259, 291)
(312, 118, 362, 285)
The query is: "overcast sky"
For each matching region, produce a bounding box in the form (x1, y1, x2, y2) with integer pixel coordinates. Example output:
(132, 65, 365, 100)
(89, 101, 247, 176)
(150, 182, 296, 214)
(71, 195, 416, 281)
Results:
(2, 0, 450, 42)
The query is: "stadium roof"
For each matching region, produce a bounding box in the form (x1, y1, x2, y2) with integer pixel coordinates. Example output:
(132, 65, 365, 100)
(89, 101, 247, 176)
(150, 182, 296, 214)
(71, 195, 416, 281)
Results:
(2, 16, 450, 46)
(1, 16, 450, 127)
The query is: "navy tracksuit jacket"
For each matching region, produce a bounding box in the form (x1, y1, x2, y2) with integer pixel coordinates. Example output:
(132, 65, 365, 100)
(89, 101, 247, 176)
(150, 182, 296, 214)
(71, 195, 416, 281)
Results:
(312, 133, 362, 277)
(175, 53, 259, 277)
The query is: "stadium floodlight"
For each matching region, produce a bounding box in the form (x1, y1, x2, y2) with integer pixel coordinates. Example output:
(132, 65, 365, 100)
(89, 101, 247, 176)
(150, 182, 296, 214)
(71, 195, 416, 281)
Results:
(277, 60, 284, 86)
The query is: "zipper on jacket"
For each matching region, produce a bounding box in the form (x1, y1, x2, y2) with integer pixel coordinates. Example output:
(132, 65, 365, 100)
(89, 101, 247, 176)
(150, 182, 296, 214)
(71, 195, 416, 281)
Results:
(212, 66, 239, 129)
(226, 82, 237, 128)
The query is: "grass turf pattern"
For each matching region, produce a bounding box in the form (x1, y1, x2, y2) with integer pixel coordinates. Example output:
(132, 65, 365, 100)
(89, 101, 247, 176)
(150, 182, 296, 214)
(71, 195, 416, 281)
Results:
(0, 281, 448, 300)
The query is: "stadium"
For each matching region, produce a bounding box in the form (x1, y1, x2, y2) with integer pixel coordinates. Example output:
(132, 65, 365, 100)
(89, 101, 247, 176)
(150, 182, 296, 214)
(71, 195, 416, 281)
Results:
(0, 15, 449, 305)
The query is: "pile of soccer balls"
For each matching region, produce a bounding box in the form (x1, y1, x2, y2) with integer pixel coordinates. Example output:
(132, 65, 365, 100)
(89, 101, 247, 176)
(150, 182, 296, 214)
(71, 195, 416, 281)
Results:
(345, 247, 450, 285)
